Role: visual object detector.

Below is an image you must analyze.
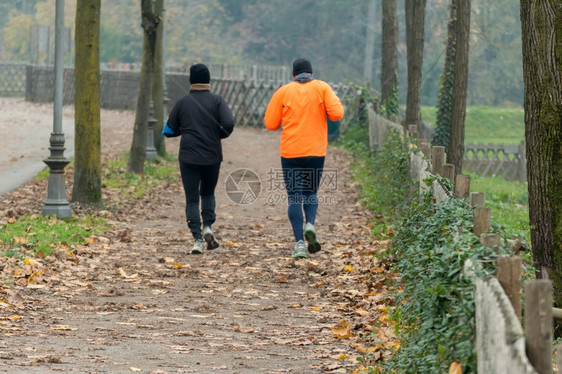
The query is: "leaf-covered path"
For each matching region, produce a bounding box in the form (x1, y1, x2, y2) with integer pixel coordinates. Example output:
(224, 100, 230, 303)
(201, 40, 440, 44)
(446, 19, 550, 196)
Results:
(0, 100, 396, 373)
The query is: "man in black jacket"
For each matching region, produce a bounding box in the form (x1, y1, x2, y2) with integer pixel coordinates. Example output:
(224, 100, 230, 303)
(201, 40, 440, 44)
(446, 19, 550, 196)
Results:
(163, 63, 235, 254)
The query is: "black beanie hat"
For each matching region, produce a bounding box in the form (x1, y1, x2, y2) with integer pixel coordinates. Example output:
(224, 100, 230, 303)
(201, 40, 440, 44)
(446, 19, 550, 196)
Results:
(292, 58, 313, 76)
(189, 63, 210, 84)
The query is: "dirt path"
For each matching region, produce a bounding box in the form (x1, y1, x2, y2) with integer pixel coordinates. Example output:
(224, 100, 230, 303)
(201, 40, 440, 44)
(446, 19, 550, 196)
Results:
(0, 99, 393, 373)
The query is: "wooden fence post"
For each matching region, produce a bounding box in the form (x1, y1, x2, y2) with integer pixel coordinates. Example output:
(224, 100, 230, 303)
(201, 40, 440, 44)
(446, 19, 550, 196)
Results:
(470, 192, 486, 208)
(432, 146, 445, 176)
(525, 280, 553, 374)
(473, 206, 491, 236)
(481, 233, 502, 254)
(496, 255, 522, 319)
(442, 163, 455, 182)
(455, 174, 471, 198)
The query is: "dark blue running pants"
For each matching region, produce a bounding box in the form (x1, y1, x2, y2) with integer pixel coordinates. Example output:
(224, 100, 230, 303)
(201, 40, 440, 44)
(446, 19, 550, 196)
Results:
(281, 156, 325, 242)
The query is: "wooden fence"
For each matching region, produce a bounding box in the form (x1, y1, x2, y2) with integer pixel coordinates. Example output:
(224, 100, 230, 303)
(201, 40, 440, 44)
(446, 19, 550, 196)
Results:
(369, 107, 557, 373)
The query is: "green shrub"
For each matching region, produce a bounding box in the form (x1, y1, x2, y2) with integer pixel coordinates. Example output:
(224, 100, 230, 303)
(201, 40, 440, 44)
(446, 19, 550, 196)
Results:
(383, 186, 500, 373)
(338, 92, 530, 373)
(356, 129, 413, 225)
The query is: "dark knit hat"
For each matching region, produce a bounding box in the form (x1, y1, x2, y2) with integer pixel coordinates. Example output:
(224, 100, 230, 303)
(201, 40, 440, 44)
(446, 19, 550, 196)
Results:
(292, 58, 313, 76)
(189, 63, 210, 84)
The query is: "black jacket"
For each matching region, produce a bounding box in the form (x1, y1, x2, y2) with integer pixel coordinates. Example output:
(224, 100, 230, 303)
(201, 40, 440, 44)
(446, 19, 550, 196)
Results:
(167, 90, 234, 165)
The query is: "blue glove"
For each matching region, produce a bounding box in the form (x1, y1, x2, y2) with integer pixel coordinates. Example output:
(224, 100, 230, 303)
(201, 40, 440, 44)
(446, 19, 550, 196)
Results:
(162, 120, 179, 137)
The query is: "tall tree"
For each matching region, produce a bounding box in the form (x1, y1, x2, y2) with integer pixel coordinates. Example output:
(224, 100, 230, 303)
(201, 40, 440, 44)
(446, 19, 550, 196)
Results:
(363, 0, 376, 85)
(72, 0, 102, 206)
(381, 0, 398, 115)
(520, 0, 562, 304)
(447, 0, 470, 177)
(431, 0, 457, 152)
(128, 0, 159, 173)
(404, 0, 426, 131)
(152, 0, 165, 156)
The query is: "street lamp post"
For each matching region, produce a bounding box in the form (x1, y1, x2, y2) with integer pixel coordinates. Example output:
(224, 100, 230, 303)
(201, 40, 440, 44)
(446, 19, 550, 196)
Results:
(162, 4, 170, 123)
(146, 100, 157, 160)
(42, 0, 71, 218)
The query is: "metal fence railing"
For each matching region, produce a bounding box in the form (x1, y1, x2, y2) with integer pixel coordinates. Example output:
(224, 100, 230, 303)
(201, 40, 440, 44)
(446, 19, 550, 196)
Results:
(0, 62, 26, 97)
(464, 141, 526, 182)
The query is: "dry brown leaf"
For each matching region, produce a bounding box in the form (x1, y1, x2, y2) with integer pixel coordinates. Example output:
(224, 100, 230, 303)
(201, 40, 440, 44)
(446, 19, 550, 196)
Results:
(51, 325, 75, 331)
(449, 362, 462, 374)
(118, 267, 138, 279)
(6, 290, 25, 305)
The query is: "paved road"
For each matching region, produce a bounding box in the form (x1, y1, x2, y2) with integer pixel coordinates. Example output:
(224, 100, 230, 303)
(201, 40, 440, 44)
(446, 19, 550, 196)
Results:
(0, 98, 75, 195)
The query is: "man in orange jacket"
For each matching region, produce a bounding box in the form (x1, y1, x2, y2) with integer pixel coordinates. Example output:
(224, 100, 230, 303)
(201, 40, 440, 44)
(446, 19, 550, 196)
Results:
(264, 58, 344, 258)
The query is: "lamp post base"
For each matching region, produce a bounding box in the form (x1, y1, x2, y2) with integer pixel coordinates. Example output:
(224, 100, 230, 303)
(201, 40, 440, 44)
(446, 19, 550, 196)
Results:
(146, 100, 158, 160)
(42, 132, 72, 218)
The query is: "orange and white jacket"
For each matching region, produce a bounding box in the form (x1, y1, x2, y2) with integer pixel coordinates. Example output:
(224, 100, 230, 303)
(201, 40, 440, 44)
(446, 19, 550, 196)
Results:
(264, 79, 344, 158)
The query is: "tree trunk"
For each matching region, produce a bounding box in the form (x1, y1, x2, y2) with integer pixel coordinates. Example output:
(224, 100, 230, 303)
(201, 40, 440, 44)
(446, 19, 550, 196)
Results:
(404, 0, 426, 131)
(447, 0, 470, 177)
(152, 0, 165, 156)
(128, 0, 158, 173)
(520, 0, 562, 306)
(381, 0, 398, 115)
(432, 0, 457, 152)
(72, 0, 102, 206)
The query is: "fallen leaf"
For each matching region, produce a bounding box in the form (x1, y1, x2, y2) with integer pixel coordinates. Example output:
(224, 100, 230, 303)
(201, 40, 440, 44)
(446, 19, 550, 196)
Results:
(332, 319, 355, 339)
(344, 264, 356, 272)
(51, 325, 75, 331)
(6, 290, 25, 305)
(449, 362, 462, 374)
(118, 267, 138, 279)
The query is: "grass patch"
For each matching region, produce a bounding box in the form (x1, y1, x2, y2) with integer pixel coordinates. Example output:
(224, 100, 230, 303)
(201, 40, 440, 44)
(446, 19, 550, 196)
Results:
(103, 153, 179, 198)
(420, 105, 525, 145)
(0, 214, 110, 257)
(1, 153, 180, 263)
